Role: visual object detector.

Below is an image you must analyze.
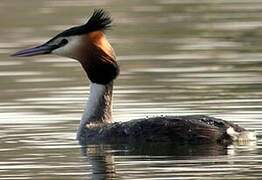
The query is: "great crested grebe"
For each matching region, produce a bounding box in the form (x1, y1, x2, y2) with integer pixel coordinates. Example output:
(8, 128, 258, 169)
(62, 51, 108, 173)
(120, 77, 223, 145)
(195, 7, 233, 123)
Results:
(12, 9, 256, 145)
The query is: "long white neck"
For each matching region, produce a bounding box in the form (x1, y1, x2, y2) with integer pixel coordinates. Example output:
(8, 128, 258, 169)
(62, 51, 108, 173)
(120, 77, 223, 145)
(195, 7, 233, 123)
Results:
(82, 82, 113, 124)
(78, 82, 113, 134)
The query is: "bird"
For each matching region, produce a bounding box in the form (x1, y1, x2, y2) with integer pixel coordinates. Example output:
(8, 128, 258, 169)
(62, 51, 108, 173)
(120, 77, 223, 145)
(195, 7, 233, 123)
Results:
(12, 9, 256, 145)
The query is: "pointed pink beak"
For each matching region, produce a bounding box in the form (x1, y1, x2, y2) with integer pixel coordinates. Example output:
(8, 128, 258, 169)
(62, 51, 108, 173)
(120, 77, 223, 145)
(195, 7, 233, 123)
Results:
(11, 43, 57, 57)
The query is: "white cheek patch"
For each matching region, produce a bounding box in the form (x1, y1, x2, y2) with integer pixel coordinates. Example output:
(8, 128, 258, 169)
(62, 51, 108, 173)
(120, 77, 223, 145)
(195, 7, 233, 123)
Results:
(52, 36, 82, 58)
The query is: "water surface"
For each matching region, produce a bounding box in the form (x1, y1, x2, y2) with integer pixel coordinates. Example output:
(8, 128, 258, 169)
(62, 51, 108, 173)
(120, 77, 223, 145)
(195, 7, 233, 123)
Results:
(0, 0, 262, 179)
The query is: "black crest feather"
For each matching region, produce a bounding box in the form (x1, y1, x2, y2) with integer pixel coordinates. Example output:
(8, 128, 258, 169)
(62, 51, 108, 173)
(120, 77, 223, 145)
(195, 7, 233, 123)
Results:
(85, 9, 112, 31)
(56, 9, 112, 38)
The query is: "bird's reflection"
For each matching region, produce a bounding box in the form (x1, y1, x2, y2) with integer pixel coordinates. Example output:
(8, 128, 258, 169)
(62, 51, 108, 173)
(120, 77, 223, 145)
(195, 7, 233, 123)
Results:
(80, 141, 257, 179)
(81, 144, 116, 179)
(80, 143, 231, 179)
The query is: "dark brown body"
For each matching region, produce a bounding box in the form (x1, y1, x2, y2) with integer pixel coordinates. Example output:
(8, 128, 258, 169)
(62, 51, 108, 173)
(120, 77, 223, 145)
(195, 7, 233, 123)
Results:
(78, 115, 246, 145)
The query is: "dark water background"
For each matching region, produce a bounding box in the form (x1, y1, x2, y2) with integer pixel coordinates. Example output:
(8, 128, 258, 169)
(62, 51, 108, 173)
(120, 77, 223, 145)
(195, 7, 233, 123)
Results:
(0, 0, 262, 179)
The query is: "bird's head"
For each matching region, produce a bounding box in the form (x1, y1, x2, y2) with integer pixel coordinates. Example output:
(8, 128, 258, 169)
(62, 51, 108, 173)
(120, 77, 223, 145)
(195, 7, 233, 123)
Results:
(12, 9, 119, 85)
